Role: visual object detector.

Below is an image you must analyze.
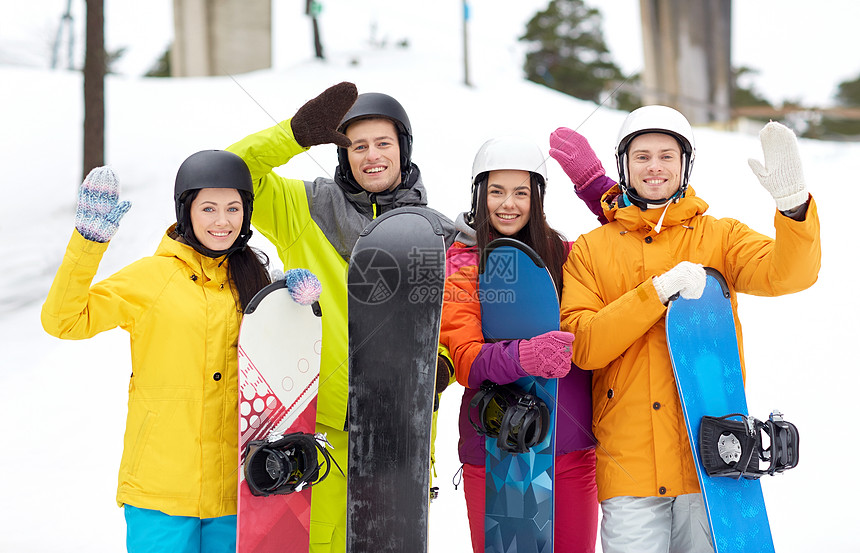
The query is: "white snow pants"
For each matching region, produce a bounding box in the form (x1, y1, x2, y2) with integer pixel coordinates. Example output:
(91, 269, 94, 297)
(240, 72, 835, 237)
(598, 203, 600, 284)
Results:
(600, 493, 714, 553)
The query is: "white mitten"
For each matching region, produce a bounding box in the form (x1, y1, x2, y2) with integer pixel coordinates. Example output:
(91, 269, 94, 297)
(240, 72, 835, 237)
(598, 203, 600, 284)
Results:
(747, 122, 808, 211)
(653, 261, 706, 304)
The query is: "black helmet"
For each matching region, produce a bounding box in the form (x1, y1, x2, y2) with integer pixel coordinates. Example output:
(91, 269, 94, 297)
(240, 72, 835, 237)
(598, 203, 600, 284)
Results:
(335, 92, 413, 189)
(174, 150, 254, 257)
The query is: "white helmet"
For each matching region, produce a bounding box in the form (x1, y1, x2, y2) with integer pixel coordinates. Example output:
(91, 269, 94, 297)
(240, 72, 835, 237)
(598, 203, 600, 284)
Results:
(615, 105, 696, 209)
(468, 136, 548, 224)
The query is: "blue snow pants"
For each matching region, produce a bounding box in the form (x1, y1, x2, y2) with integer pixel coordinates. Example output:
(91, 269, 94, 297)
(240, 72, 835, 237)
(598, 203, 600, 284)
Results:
(124, 505, 236, 553)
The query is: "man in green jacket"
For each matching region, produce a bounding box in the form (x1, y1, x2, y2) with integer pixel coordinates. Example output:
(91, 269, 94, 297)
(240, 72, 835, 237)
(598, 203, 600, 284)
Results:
(227, 82, 455, 551)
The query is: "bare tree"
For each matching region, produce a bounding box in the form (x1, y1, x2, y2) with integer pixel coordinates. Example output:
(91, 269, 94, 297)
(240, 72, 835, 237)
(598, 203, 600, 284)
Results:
(51, 0, 75, 70)
(83, 0, 105, 179)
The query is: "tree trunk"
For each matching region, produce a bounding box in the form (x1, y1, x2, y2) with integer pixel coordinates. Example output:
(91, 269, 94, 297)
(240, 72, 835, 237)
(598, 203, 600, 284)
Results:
(312, 18, 324, 59)
(83, 0, 105, 180)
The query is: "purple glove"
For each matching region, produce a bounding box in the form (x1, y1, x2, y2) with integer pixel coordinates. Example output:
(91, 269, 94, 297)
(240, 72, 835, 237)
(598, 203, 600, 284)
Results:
(549, 127, 612, 223)
(518, 330, 574, 379)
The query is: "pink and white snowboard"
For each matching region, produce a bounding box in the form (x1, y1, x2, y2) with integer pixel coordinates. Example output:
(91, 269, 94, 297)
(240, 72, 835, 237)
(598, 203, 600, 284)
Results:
(236, 280, 322, 552)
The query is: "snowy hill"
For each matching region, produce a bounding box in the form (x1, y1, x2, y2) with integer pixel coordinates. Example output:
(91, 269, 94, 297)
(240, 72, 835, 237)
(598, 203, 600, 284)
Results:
(2, 4, 859, 551)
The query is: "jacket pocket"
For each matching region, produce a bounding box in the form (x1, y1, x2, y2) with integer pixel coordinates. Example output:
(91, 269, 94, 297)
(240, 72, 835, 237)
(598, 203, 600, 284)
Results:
(129, 411, 156, 477)
(592, 361, 620, 426)
(310, 520, 336, 545)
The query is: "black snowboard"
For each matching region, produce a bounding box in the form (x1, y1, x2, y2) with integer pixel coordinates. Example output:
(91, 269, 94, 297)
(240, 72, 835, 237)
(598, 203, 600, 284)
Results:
(346, 207, 447, 552)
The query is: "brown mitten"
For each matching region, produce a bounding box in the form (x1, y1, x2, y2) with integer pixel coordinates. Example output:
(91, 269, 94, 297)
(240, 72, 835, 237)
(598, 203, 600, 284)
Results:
(291, 82, 358, 148)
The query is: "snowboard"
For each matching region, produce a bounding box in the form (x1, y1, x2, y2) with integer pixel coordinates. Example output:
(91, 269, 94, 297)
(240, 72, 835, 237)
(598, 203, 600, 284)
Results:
(346, 206, 447, 552)
(478, 238, 559, 553)
(665, 267, 774, 553)
(236, 278, 323, 553)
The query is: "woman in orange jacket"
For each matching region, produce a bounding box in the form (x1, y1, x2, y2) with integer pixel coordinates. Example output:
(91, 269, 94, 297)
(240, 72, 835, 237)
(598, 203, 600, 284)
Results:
(560, 107, 821, 553)
(440, 135, 614, 552)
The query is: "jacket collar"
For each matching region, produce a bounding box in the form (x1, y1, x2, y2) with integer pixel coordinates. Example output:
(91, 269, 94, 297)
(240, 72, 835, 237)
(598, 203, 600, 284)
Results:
(161, 225, 230, 284)
(452, 211, 477, 247)
(603, 184, 709, 233)
(334, 163, 427, 216)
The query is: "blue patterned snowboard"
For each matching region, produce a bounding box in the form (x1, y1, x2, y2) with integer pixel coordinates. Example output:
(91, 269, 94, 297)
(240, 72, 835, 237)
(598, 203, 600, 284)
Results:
(665, 268, 774, 553)
(479, 238, 558, 553)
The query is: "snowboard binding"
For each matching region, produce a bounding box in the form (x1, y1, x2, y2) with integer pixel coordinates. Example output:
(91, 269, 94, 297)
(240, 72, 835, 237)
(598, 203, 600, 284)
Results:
(469, 381, 550, 454)
(699, 410, 799, 480)
(244, 432, 336, 496)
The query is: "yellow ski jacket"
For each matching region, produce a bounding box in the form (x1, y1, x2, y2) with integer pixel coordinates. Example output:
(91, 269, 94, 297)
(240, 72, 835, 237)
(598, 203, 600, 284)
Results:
(42, 228, 241, 518)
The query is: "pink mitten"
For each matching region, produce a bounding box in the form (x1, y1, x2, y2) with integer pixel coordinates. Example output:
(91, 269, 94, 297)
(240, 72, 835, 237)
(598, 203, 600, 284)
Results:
(518, 330, 574, 379)
(549, 127, 605, 191)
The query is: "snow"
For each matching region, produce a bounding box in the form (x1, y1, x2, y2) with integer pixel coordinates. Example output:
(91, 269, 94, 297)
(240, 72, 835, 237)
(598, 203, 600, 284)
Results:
(2, 2, 859, 552)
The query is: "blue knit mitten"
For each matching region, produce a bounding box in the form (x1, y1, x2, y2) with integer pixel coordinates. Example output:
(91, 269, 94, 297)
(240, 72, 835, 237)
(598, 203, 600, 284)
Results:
(284, 268, 322, 305)
(75, 166, 132, 243)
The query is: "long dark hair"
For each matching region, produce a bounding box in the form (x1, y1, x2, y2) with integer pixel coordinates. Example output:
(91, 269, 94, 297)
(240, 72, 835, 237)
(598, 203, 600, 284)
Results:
(474, 173, 567, 296)
(228, 246, 271, 313)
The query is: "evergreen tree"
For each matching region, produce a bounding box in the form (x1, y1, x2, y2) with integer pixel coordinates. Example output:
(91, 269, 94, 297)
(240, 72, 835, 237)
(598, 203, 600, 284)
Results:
(836, 74, 860, 106)
(811, 73, 860, 138)
(145, 46, 172, 78)
(520, 0, 626, 105)
(732, 66, 772, 110)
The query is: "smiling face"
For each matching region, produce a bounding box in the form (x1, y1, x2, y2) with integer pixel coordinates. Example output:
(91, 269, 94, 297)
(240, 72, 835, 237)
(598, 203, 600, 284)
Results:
(344, 118, 402, 193)
(627, 132, 683, 201)
(189, 187, 243, 251)
(485, 169, 532, 236)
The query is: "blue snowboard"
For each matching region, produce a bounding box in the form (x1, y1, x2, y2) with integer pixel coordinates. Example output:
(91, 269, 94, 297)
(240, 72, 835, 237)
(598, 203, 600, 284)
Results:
(478, 238, 558, 553)
(665, 268, 774, 553)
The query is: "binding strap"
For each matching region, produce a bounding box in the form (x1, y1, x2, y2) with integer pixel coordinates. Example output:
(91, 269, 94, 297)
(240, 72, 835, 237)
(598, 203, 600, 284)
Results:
(469, 380, 550, 454)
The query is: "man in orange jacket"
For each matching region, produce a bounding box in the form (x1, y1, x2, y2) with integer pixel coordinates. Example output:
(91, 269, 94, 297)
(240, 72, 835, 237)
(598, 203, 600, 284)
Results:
(559, 106, 821, 553)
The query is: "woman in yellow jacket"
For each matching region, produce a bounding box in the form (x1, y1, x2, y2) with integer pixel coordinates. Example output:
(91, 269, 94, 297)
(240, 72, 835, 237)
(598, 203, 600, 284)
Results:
(41, 151, 272, 552)
(559, 107, 821, 553)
